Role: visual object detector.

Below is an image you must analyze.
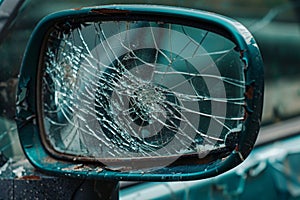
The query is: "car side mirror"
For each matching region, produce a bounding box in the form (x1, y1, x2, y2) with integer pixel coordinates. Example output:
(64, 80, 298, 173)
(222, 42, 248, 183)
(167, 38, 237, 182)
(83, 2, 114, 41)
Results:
(16, 5, 264, 181)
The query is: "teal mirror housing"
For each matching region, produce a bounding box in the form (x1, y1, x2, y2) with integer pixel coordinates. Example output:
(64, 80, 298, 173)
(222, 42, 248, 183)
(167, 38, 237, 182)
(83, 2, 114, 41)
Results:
(16, 5, 264, 181)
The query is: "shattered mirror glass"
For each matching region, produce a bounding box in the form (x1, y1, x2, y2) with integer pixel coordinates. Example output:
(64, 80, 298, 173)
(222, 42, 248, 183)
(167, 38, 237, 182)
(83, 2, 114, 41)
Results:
(40, 20, 245, 170)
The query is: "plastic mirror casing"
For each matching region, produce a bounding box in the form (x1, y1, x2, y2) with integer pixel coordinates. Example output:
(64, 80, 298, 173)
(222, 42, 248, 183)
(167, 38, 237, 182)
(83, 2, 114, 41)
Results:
(16, 5, 264, 181)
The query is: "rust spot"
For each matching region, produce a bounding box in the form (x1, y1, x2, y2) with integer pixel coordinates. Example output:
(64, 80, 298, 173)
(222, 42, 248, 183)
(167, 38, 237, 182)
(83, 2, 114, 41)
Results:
(239, 50, 245, 58)
(62, 164, 92, 172)
(245, 84, 254, 100)
(243, 108, 249, 121)
(91, 8, 131, 15)
(17, 175, 41, 180)
(73, 7, 84, 11)
(235, 145, 239, 151)
(105, 166, 133, 172)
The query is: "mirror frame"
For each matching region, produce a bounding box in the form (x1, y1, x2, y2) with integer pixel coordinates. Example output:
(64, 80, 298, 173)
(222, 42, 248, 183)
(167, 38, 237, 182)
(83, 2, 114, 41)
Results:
(16, 4, 264, 181)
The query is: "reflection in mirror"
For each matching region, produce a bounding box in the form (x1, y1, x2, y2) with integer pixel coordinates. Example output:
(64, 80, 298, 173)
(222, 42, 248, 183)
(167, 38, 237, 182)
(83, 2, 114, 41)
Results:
(40, 20, 245, 170)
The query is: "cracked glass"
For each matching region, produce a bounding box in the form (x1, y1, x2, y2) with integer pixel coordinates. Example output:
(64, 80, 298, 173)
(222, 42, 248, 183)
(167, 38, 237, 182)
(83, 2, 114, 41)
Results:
(40, 19, 245, 168)
(0, 0, 299, 198)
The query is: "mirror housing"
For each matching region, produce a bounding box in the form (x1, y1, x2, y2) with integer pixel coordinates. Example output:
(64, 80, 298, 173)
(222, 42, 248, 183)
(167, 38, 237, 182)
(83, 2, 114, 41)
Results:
(16, 5, 264, 181)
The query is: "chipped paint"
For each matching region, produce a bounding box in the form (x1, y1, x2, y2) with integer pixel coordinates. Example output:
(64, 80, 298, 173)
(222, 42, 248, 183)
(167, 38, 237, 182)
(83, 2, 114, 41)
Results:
(12, 166, 25, 178)
(90, 8, 131, 14)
